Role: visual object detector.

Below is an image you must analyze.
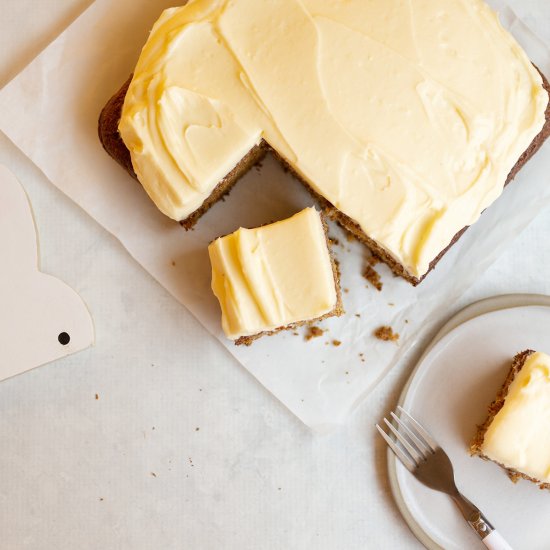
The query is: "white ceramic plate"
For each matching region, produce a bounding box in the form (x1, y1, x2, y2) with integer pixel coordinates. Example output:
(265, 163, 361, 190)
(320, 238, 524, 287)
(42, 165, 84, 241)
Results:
(388, 295, 550, 550)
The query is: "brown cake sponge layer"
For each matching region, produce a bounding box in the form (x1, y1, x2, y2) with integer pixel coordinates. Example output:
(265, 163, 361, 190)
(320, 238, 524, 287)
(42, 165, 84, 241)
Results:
(470, 349, 550, 491)
(98, 70, 550, 284)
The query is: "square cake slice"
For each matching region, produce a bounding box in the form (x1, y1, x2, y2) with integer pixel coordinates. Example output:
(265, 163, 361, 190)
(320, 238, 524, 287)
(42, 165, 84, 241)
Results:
(471, 350, 550, 489)
(208, 207, 343, 345)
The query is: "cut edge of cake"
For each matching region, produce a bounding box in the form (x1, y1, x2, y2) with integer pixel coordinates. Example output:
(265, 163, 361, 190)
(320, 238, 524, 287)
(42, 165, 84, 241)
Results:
(470, 349, 550, 490)
(98, 70, 550, 285)
(98, 76, 267, 231)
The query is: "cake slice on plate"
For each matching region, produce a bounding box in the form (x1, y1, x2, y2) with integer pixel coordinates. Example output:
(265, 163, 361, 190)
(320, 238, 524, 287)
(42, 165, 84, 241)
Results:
(208, 207, 342, 345)
(471, 350, 550, 489)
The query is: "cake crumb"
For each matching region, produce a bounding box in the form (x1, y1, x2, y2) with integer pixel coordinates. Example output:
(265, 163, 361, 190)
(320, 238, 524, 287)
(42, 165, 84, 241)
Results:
(306, 326, 325, 341)
(388, 303, 395, 307)
(509, 472, 521, 484)
(355, 313, 361, 318)
(343, 288, 349, 294)
(195, 427, 200, 432)
(359, 352, 366, 363)
(95, 393, 99, 400)
(346, 233, 355, 242)
(329, 236, 340, 246)
(368, 255, 380, 266)
(332, 340, 342, 347)
(374, 326, 399, 342)
(364, 265, 383, 291)
(151, 472, 157, 478)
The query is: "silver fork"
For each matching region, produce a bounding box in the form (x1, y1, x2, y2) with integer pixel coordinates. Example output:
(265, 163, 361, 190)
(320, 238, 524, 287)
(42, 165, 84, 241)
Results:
(377, 406, 513, 550)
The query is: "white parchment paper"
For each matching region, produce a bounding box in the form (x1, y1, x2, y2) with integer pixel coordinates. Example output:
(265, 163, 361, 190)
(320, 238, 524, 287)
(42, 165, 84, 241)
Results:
(0, 0, 548, 430)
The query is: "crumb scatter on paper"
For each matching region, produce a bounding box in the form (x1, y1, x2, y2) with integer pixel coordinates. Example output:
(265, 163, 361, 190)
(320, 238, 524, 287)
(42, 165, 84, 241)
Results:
(367, 255, 380, 266)
(374, 326, 399, 342)
(305, 326, 325, 341)
(364, 265, 383, 291)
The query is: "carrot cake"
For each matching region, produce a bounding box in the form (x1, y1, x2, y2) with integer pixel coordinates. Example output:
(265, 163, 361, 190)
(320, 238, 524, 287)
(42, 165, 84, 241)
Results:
(208, 207, 342, 345)
(471, 350, 550, 490)
(99, 0, 550, 284)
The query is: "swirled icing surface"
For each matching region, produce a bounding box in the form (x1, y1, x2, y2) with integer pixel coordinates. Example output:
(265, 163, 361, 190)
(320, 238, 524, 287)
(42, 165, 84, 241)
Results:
(208, 207, 337, 340)
(119, 0, 548, 278)
(482, 352, 550, 484)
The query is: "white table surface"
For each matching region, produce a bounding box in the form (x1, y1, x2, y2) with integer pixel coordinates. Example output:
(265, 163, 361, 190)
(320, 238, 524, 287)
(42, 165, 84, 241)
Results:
(1, 1, 549, 549)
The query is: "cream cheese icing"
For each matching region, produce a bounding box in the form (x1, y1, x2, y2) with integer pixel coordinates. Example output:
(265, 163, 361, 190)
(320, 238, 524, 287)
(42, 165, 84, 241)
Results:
(208, 207, 337, 340)
(119, 0, 548, 278)
(482, 351, 550, 484)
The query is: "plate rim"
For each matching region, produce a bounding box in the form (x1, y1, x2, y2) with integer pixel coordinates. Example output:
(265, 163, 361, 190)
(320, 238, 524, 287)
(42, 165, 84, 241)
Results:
(386, 293, 550, 550)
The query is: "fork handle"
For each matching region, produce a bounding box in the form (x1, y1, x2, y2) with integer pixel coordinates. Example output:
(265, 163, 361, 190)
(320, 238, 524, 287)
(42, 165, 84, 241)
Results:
(482, 531, 514, 550)
(467, 511, 513, 550)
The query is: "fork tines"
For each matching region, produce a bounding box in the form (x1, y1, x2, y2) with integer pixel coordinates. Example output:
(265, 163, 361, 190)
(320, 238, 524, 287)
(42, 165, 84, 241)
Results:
(376, 406, 437, 472)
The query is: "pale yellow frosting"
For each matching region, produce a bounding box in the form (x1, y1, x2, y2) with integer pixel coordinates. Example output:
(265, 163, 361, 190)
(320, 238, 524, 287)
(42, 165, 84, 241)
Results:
(119, 0, 548, 278)
(208, 207, 337, 340)
(482, 352, 550, 484)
